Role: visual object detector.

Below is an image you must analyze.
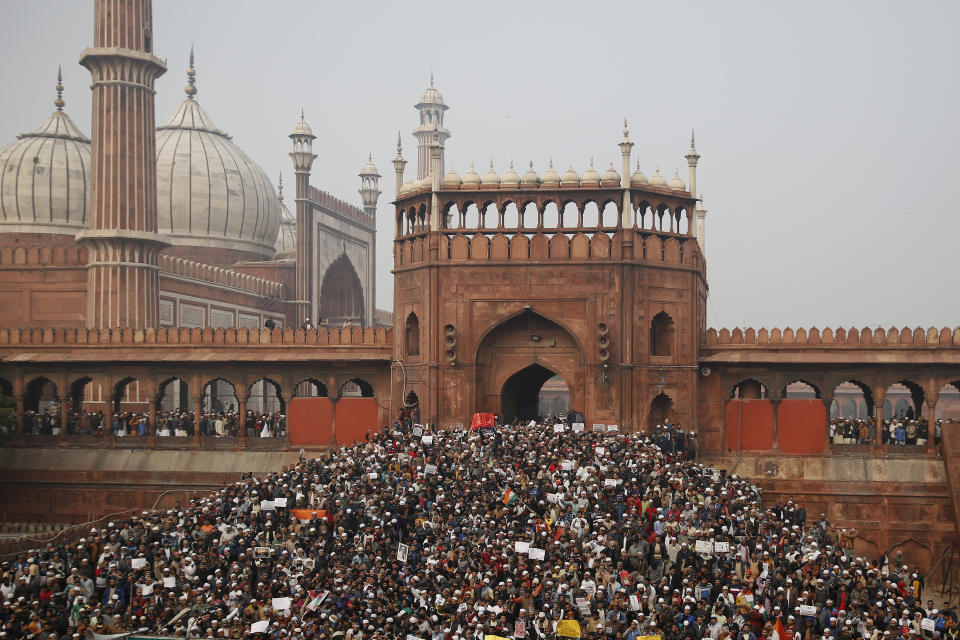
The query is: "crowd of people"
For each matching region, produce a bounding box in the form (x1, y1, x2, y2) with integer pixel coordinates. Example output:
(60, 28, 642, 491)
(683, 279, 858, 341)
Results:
(0, 417, 948, 640)
(828, 418, 940, 447)
(15, 407, 287, 439)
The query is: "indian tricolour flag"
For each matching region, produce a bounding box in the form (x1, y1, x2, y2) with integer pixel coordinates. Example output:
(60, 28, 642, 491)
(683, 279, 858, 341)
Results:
(504, 488, 517, 505)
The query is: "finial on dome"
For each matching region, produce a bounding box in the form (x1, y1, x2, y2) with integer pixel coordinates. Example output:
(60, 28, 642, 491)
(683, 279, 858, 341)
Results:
(549, 157, 554, 169)
(623, 117, 629, 139)
(589, 156, 595, 168)
(277, 172, 284, 202)
(489, 157, 494, 170)
(185, 45, 197, 99)
(54, 65, 65, 111)
(430, 70, 434, 88)
(300, 108, 305, 122)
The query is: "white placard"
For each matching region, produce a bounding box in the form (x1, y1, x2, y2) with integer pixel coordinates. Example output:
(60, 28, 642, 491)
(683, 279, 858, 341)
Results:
(799, 605, 817, 617)
(368, 472, 378, 480)
(922, 619, 936, 632)
(695, 540, 714, 554)
(424, 464, 438, 475)
(593, 423, 606, 432)
(629, 595, 641, 611)
(576, 597, 592, 615)
(572, 423, 585, 432)
(714, 541, 730, 553)
(260, 500, 275, 511)
(515, 541, 530, 554)
(604, 479, 619, 487)
(561, 461, 573, 471)
(607, 424, 619, 433)
(547, 493, 561, 503)
(412, 427, 423, 437)
(528, 547, 545, 560)
(272, 597, 292, 611)
(251, 621, 270, 634)
(163, 576, 176, 588)
(131, 558, 147, 569)
(397, 543, 409, 563)
(553, 425, 565, 434)
(595, 446, 606, 456)
(422, 435, 434, 445)
(274, 497, 287, 508)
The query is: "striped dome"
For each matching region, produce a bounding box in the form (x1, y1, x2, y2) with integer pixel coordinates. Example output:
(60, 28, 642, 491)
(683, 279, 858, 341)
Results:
(156, 98, 280, 260)
(0, 109, 90, 235)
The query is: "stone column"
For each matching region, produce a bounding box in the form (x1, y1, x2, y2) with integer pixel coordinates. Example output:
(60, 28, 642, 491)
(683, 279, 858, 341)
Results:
(821, 391, 834, 448)
(927, 390, 939, 449)
(192, 376, 203, 445)
(15, 394, 25, 438)
(237, 390, 248, 448)
(146, 379, 158, 440)
(874, 390, 886, 446)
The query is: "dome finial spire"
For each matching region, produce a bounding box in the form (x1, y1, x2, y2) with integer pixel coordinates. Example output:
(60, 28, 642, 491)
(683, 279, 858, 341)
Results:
(277, 172, 284, 202)
(54, 65, 65, 111)
(430, 70, 434, 87)
(185, 44, 197, 99)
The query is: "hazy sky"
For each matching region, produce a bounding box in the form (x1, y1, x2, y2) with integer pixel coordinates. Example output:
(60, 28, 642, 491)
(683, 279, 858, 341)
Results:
(2, 1, 957, 330)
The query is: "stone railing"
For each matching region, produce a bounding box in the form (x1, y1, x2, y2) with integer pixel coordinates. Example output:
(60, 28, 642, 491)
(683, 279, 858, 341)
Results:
(705, 326, 960, 347)
(159, 255, 286, 299)
(0, 325, 392, 347)
(397, 229, 701, 268)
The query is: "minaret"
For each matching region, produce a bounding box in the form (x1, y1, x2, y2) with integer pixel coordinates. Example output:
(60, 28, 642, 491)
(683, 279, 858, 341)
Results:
(412, 75, 450, 180)
(618, 118, 634, 227)
(685, 130, 700, 200)
(359, 155, 381, 327)
(290, 110, 317, 327)
(695, 192, 707, 256)
(77, 0, 169, 329)
(392, 133, 407, 237)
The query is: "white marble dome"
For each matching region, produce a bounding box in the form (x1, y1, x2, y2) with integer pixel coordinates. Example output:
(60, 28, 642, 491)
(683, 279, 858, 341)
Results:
(274, 178, 296, 258)
(0, 107, 90, 235)
(156, 96, 280, 260)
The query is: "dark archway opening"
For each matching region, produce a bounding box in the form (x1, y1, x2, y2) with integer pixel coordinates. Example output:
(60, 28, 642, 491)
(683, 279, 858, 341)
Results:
(320, 253, 365, 327)
(502, 364, 558, 423)
(650, 311, 675, 356)
(649, 393, 675, 427)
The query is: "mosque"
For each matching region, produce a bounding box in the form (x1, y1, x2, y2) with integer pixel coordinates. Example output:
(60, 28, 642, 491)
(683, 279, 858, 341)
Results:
(0, 0, 959, 572)
(0, 52, 383, 333)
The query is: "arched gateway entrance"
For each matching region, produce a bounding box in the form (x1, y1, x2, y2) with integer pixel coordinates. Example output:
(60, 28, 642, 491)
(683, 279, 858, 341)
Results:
(475, 311, 582, 421)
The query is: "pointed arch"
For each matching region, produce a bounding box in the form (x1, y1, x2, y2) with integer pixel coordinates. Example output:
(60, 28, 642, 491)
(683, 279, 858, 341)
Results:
(320, 253, 365, 326)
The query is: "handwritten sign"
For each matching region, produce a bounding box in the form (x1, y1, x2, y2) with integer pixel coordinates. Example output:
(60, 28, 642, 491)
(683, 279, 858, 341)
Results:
(424, 464, 438, 475)
(554, 425, 565, 434)
(514, 541, 530, 554)
(274, 497, 287, 508)
(922, 619, 936, 632)
(260, 500, 275, 511)
(422, 435, 434, 445)
(592, 423, 606, 433)
(714, 541, 730, 553)
(607, 424, 619, 433)
(131, 558, 147, 569)
(528, 547, 545, 560)
(799, 605, 817, 617)
(629, 595, 641, 611)
(557, 620, 581, 638)
(695, 540, 714, 554)
(561, 461, 573, 471)
(572, 423, 585, 432)
(163, 576, 176, 588)
(272, 597, 292, 611)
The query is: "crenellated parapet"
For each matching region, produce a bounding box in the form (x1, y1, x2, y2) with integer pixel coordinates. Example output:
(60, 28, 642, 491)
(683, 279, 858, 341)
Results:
(307, 186, 374, 229)
(0, 325, 392, 348)
(705, 326, 960, 347)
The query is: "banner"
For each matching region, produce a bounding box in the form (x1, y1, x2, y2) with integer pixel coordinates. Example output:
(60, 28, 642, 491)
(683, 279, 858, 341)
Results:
(556, 620, 581, 638)
(292, 509, 328, 522)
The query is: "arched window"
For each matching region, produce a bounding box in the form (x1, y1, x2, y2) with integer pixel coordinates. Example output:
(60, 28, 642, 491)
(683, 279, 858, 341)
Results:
(650, 311, 675, 356)
(405, 312, 420, 357)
